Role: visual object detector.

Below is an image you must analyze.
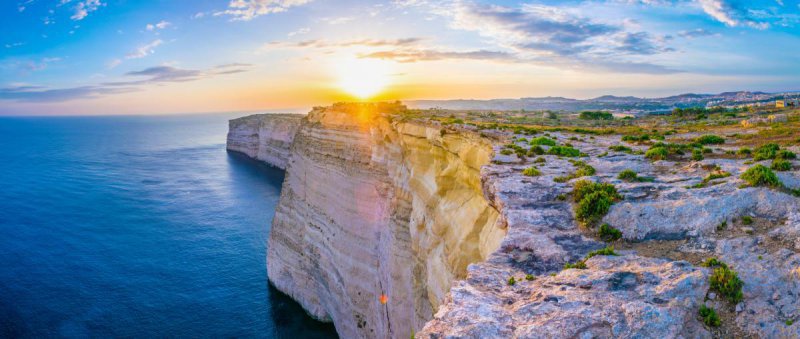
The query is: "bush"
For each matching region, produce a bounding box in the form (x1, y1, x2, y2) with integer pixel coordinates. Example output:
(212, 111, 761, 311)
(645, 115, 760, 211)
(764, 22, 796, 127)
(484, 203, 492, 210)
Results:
(522, 167, 542, 177)
(507, 276, 516, 286)
(528, 145, 545, 156)
(754, 143, 781, 161)
(776, 150, 797, 160)
(701, 257, 728, 268)
(534, 157, 546, 164)
(645, 147, 668, 161)
(579, 111, 613, 120)
(695, 135, 725, 145)
(609, 145, 633, 153)
(586, 246, 617, 259)
(500, 149, 514, 156)
(740, 165, 781, 187)
(737, 147, 752, 156)
(530, 137, 557, 146)
(742, 216, 753, 225)
(576, 191, 614, 224)
(699, 305, 721, 327)
(692, 149, 704, 161)
(598, 223, 622, 241)
(547, 146, 582, 157)
(563, 260, 587, 269)
(709, 265, 744, 303)
(573, 180, 622, 202)
(525, 274, 535, 281)
(772, 159, 792, 171)
(618, 169, 638, 181)
(622, 135, 650, 143)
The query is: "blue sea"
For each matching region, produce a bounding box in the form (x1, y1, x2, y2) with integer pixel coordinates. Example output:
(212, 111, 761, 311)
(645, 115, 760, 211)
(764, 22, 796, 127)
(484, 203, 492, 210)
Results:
(0, 113, 337, 338)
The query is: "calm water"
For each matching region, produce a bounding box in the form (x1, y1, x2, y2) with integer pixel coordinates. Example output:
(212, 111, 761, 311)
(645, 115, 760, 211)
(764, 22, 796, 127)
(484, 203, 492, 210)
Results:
(0, 114, 337, 338)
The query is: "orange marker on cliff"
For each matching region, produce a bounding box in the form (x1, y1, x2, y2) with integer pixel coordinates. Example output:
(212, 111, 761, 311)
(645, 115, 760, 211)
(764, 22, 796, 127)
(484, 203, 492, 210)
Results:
(379, 294, 388, 305)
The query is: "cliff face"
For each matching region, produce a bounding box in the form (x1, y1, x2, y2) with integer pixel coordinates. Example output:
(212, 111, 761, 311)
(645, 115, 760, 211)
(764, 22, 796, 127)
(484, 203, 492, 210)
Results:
(226, 114, 302, 169)
(264, 105, 504, 338)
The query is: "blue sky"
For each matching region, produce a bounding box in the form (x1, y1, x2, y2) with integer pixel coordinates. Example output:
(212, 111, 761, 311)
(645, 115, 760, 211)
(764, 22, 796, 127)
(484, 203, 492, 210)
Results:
(1, 0, 799, 115)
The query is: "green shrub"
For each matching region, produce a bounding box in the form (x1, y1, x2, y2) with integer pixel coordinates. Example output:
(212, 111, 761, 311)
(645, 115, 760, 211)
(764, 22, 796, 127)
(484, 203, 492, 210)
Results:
(525, 274, 535, 281)
(622, 135, 650, 143)
(530, 137, 557, 146)
(547, 146, 582, 157)
(699, 305, 721, 327)
(609, 145, 633, 153)
(737, 147, 752, 156)
(573, 180, 622, 202)
(528, 145, 545, 156)
(776, 150, 797, 160)
(772, 159, 792, 171)
(694, 135, 725, 145)
(534, 157, 546, 164)
(576, 191, 614, 224)
(586, 246, 617, 259)
(507, 276, 516, 286)
(645, 147, 668, 161)
(754, 143, 781, 161)
(522, 167, 542, 177)
(598, 223, 622, 241)
(740, 165, 781, 187)
(574, 163, 596, 177)
(701, 257, 728, 268)
(563, 260, 587, 269)
(709, 266, 744, 303)
(692, 149, 704, 161)
(617, 169, 638, 181)
(579, 111, 613, 120)
(742, 216, 753, 225)
(500, 149, 514, 156)
(702, 147, 713, 154)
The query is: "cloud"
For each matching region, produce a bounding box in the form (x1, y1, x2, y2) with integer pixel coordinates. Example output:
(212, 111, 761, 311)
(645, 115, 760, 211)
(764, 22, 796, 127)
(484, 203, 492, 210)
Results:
(217, 0, 312, 21)
(146, 20, 171, 31)
(361, 49, 516, 63)
(70, 0, 103, 21)
(0, 64, 253, 102)
(287, 27, 310, 37)
(268, 38, 424, 49)
(125, 39, 163, 59)
(677, 28, 717, 38)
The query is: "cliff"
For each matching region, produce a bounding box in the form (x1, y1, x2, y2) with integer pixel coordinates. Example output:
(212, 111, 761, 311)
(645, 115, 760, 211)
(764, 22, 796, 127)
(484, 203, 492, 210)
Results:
(226, 114, 302, 169)
(229, 104, 800, 338)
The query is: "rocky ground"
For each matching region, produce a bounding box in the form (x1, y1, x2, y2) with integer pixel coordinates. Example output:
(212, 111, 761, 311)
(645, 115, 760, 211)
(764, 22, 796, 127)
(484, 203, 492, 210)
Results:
(419, 127, 800, 338)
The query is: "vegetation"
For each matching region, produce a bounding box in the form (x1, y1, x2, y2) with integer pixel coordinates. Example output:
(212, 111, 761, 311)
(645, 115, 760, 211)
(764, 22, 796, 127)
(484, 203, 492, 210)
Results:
(772, 159, 792, 171)
(609, 145, 633, 153)
(692, 149, 704, 161)
(530, 137, 557, 146)
(622, 135, 650, 143)
(573, 180, 621, 225)
(598, 223, 622, 241)
(534, 157, 546, 164)
(699, 305, 721, 327)
(709, 265, 744, 304)
(528, 145, 545, 156)
(565, 246, 617, 269)
(742, 216, 753, 225)
(694, 135, 725, 145)
(740, 165, 781, 187)
(579, 111, 613, 120)
(547, 145, 583, 157)
(525, 274, 535, 281)
(753, 143, 781, 161)
(645, 147, 668, 161)
(618, 169, 638, 181)
(507, 276, 516, 286)
(522, 167, 542, 177)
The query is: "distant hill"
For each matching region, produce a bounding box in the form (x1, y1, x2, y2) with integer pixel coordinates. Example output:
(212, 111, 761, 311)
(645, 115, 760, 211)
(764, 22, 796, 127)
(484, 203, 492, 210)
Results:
(405, 91, 798, 114)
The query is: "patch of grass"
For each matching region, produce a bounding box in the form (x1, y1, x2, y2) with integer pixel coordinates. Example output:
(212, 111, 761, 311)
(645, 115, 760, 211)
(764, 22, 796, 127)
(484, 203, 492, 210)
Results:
(522, 167, 542, 177)
(742, 216, 753, 225)
(598, 223, 622, 241)
(740, 164, 781, 187)
(716, 221, 727, 231)
(530, 137, 557, 146)
(500, 149, 514, 156)
(699, 305, 721, 327)
(645, 147, 668, 161)
(609, 145, 633, 153)
(617, 169, 638, 181)
(507, 276, 516, 286)
(622, 134, 650, 143)
(534, 157, 546, 164)
(772, 159, 792, 171)
(694, 135, 725, 145)
(525, 274, 535, 281)
(737, 147, 752, 156)
(754, 143, 781, 161)
(586, 246, 617, 259)
(709, 265, 744, 304)
(563, 260, 587, 269)
(528, 145, 545, 156)
(776, 150, 797, 160)
(547, 145, 582, 157)
(692, 149, 704, 161)
(701, 257, 728, 268)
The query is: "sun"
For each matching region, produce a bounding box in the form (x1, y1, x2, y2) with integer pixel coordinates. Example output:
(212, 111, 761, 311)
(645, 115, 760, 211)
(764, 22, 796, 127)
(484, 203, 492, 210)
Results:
(335, 57, 393, 99)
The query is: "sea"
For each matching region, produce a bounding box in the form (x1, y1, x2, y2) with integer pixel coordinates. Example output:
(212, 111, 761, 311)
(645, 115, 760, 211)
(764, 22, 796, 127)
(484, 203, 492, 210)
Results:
(0, 113, 338, 338)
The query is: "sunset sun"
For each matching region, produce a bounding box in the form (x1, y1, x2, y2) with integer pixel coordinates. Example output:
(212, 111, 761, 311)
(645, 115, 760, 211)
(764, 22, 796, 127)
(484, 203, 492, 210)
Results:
(336, 57, 393, 99)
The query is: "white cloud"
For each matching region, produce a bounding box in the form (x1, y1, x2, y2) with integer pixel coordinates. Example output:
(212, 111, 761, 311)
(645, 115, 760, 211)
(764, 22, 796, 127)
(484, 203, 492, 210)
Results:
(125, 39, 163, 59)
(217, 0, 312, 21)
(146, 20, 171, 31)
(70, 0, 103, 21)
(287, 27, 310, 37)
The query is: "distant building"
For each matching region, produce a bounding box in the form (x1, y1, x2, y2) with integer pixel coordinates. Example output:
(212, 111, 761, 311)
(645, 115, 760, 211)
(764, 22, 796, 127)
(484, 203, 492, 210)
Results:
(776, 100, 785, 108)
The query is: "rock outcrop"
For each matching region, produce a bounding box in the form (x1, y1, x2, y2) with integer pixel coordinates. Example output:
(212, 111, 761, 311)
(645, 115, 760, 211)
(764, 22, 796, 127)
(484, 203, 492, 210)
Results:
(226, 114, 302, 169)
(228, 106, 800, 338)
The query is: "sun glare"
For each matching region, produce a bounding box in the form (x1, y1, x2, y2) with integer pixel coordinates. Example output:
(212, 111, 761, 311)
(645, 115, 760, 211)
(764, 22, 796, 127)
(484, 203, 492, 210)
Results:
(336, 57, 393, 99)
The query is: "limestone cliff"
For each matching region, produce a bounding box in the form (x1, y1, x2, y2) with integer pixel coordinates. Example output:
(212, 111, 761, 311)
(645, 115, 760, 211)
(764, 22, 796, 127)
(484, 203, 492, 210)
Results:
(226, 114, 302, 169)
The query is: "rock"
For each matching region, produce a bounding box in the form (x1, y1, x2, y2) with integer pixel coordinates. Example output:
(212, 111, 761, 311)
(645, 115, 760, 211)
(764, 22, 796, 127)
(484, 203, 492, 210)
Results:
(708, 292, 716, 300)
(736, 303, 744, 313)
(226, 113, 302, 169)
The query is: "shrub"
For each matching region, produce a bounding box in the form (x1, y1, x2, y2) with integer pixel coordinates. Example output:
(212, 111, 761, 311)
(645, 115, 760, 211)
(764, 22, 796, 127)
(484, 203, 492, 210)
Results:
(737, 147, 752, 156)
(530, 137, 557, 146)
(692, 149, 704, 161)
(705, 171, 731, 182)
(699, 305, 721, 327)
(576, 191, 614, 224)
(709, 266, 744, 303)
(573, 180, 622, 202)
(528, 145, 545, 156)
(547, 146, 582, 157)
(579, 111, 613, 120)
(694, 135, 725, 145)
(622, 135, 650, 143)
(618, 169, 638, 181)
(609, 145, 633, 153)
(500, 149, 514, 156)
(754, 143, 781, 161)
(645, 147, 668, 161)
(598, 223, 622, 241)
(702, 148, 713, 154)
(522, 167, 542, 177)
(564, 260, 587, 269)
(742, 216, 753, 225)
(776, 150, 797, 160)
(525, 274, 535, 281)
(534, 157, 546, 164)
(740, 165, 781, 187)
(701, 257, 728, 268)
(507, 276, 516, 286)
(586, 246, 617, 259)
(772, 159, 792, 171)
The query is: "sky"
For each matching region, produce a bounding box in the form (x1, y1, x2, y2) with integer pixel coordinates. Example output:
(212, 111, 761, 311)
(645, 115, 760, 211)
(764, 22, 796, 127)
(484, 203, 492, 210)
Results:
(1, 0, 799, 115)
